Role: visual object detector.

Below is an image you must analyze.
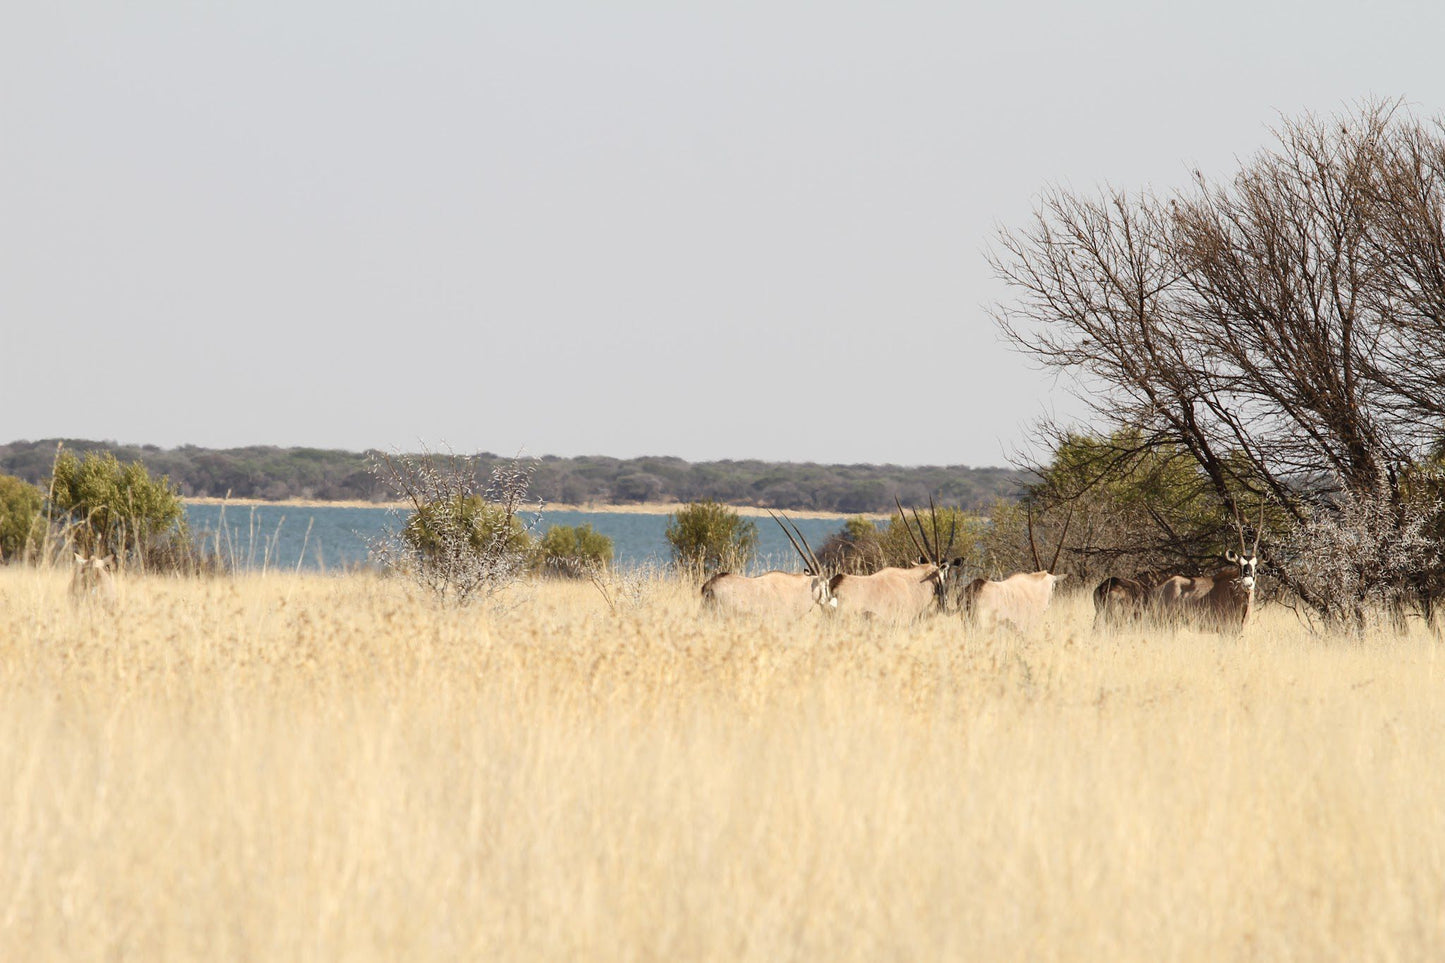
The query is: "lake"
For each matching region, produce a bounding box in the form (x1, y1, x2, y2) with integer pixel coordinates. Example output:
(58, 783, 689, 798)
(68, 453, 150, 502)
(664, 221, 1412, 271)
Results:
(182, 503, 853, 574)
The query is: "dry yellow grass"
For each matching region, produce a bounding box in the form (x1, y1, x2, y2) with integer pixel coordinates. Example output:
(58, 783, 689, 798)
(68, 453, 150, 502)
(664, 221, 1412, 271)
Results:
(1, 567, 1443, 961)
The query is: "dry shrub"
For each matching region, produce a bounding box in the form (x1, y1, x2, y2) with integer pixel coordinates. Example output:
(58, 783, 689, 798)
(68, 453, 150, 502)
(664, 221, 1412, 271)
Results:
(369, 448, 540, 604)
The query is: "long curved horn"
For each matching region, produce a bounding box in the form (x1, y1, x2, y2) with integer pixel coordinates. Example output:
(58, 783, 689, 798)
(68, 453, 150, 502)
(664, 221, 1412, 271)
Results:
(928, 496, 943, 561)
(770, 510, 817, 573)
(894, 496, 933, 564)
(910, 503, 938, 563)
(1252, 499, 1265, 554)
(784, 511, 827, 577)
(791, 514, 825, 575)
(1048, 503, 1075, 573)
(1027, 503, 1042, 570)
(1231, 499, 1247, 556)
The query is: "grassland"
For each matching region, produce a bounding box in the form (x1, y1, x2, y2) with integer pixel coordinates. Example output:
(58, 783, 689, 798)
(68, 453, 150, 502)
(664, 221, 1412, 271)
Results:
(2, 567, 1442, 961)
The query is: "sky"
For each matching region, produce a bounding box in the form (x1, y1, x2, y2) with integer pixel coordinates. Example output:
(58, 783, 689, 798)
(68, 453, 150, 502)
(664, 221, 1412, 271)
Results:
(4, 1, 1444, 467)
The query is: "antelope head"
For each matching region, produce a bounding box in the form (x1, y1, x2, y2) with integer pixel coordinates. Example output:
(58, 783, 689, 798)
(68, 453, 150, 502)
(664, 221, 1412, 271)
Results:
(769, 510, 837, 610)
(895, 496, 965, 607)
(1226, 500, 1265, 591)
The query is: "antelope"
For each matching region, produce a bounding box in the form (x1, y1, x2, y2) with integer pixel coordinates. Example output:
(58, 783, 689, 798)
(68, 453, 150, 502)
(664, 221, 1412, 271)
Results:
(700, 511, 833, 618)
(69, 553, 117, 609)
(828, 498, 962, 622)
(1151, 504, 1264, 632)
(1091, 575, 1151, 628)
(1091, 568, 1173, 628)
(960, 505, 1072, 631)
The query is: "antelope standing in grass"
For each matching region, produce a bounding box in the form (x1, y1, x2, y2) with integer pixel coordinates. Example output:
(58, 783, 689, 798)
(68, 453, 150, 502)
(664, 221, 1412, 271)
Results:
(960, 506, 1072, 631)
(1150, 505, 1263, 632)
(1092, 573, 1163, 628)
(828, 498, 962, 622)
(69, 553, 117, 609)
(700, 511, 834, 618)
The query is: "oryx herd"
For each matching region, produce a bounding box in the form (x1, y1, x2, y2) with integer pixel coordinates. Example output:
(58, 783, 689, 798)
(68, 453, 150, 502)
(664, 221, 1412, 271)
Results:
(701, 499, 1266, 634)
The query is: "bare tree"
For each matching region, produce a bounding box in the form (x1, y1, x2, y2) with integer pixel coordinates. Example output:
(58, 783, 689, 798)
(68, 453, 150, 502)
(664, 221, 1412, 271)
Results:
(990, 100, 1445, 621)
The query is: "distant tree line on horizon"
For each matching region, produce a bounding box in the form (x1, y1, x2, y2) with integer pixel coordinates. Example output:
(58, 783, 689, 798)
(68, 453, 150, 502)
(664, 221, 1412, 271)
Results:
(0, 440, 1030, 514)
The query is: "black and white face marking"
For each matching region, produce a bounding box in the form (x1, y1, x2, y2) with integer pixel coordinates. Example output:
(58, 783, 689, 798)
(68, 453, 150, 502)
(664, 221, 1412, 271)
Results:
(810, 573, 837, 610)
(1225, 550, 1258, 590)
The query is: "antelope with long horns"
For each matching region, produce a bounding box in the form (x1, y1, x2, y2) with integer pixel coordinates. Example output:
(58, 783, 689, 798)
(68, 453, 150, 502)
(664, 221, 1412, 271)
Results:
(827, 498, 963, 622)
(1151, 502, 1264, 632)
(700, 511, 834, 618)
(960, 504, 1073, 631)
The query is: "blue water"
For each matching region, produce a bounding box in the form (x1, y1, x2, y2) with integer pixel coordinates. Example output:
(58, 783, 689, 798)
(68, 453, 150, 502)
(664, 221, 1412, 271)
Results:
(182, 503, 851, 573)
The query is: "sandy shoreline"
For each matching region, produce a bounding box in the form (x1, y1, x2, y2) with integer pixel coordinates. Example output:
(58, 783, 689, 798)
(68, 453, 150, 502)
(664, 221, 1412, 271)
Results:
(182, 496, 878, 520)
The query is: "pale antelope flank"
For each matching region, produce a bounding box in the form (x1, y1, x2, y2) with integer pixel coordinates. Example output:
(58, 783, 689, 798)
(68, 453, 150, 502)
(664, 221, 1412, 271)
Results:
(960, 505, 1072, 631)
(699, 511, 834, 617)
(827, 499, 963, 622)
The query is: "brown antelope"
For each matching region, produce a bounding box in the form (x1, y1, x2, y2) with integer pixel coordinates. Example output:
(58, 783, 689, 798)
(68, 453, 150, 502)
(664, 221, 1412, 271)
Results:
(1151, 505, 1264, 632)
(960, 505, 1072, 631)
(1091, 569, 1175, 628)
(700, 511, 833, 618)
(828, 498, 962, 622)
(69, 553, 117, 609)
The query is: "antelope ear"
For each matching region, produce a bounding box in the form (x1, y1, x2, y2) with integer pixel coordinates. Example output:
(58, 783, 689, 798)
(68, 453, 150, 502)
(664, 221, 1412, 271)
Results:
(1225, 550, 1239, 562)
(918, 555, 928, 566)
(100, 555, 114, 566)
(1054, 573, 1071, 582)
(74, 553, 85, 563)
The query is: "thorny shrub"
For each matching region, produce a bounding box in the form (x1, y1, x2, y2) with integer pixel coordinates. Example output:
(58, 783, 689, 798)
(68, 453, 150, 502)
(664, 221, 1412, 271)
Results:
(369, 448, 541, 605)
(1277, 475, 1441, 630)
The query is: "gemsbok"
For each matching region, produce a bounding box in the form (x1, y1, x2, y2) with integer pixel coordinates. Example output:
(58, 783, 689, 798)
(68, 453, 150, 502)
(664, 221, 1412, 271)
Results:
(699, 511, 834, 618)
(960, 506, 1072, 631)
(69, 553, 117, 609)
(1092, 575, 1150, 627)
(1150, 505, 1264, 632)
(827, 498, 962, 622)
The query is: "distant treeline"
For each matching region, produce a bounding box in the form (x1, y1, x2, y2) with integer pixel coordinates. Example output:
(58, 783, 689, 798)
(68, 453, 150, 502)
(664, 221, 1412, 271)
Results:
(0, 440, 1029, 513)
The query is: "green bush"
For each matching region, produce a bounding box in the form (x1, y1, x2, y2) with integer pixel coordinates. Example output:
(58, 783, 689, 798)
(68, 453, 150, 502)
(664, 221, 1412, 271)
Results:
(0, 474, 45, 563)
(48, 451, 189, 566)
(818, 508, 978, 574)
(403, 494, 533, 563)
(877, 506, 976, 568)
(665, 500, 758, 572)
(536, 523, 613, 577)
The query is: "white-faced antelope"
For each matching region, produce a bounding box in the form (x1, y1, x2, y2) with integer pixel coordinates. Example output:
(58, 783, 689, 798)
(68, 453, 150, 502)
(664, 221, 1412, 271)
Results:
(1150, 504, 1264, 632)
(827, 498, 962, 622)
(699, 511, 833, 618)
(960, 505, 1072, 631)
(69, 553, 117, 609)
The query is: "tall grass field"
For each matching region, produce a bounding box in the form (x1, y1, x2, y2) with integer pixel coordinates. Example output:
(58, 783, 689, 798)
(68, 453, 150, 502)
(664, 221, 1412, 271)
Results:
(2, 566, 1442, 960)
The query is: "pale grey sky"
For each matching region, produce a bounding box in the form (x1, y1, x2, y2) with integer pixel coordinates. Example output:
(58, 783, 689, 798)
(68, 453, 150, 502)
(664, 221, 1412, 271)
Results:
(3, 2, 1442, 466)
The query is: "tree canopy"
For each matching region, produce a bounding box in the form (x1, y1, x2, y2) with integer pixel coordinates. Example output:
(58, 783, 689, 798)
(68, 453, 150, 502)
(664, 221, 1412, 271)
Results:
(991, 100, 1445, 621)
